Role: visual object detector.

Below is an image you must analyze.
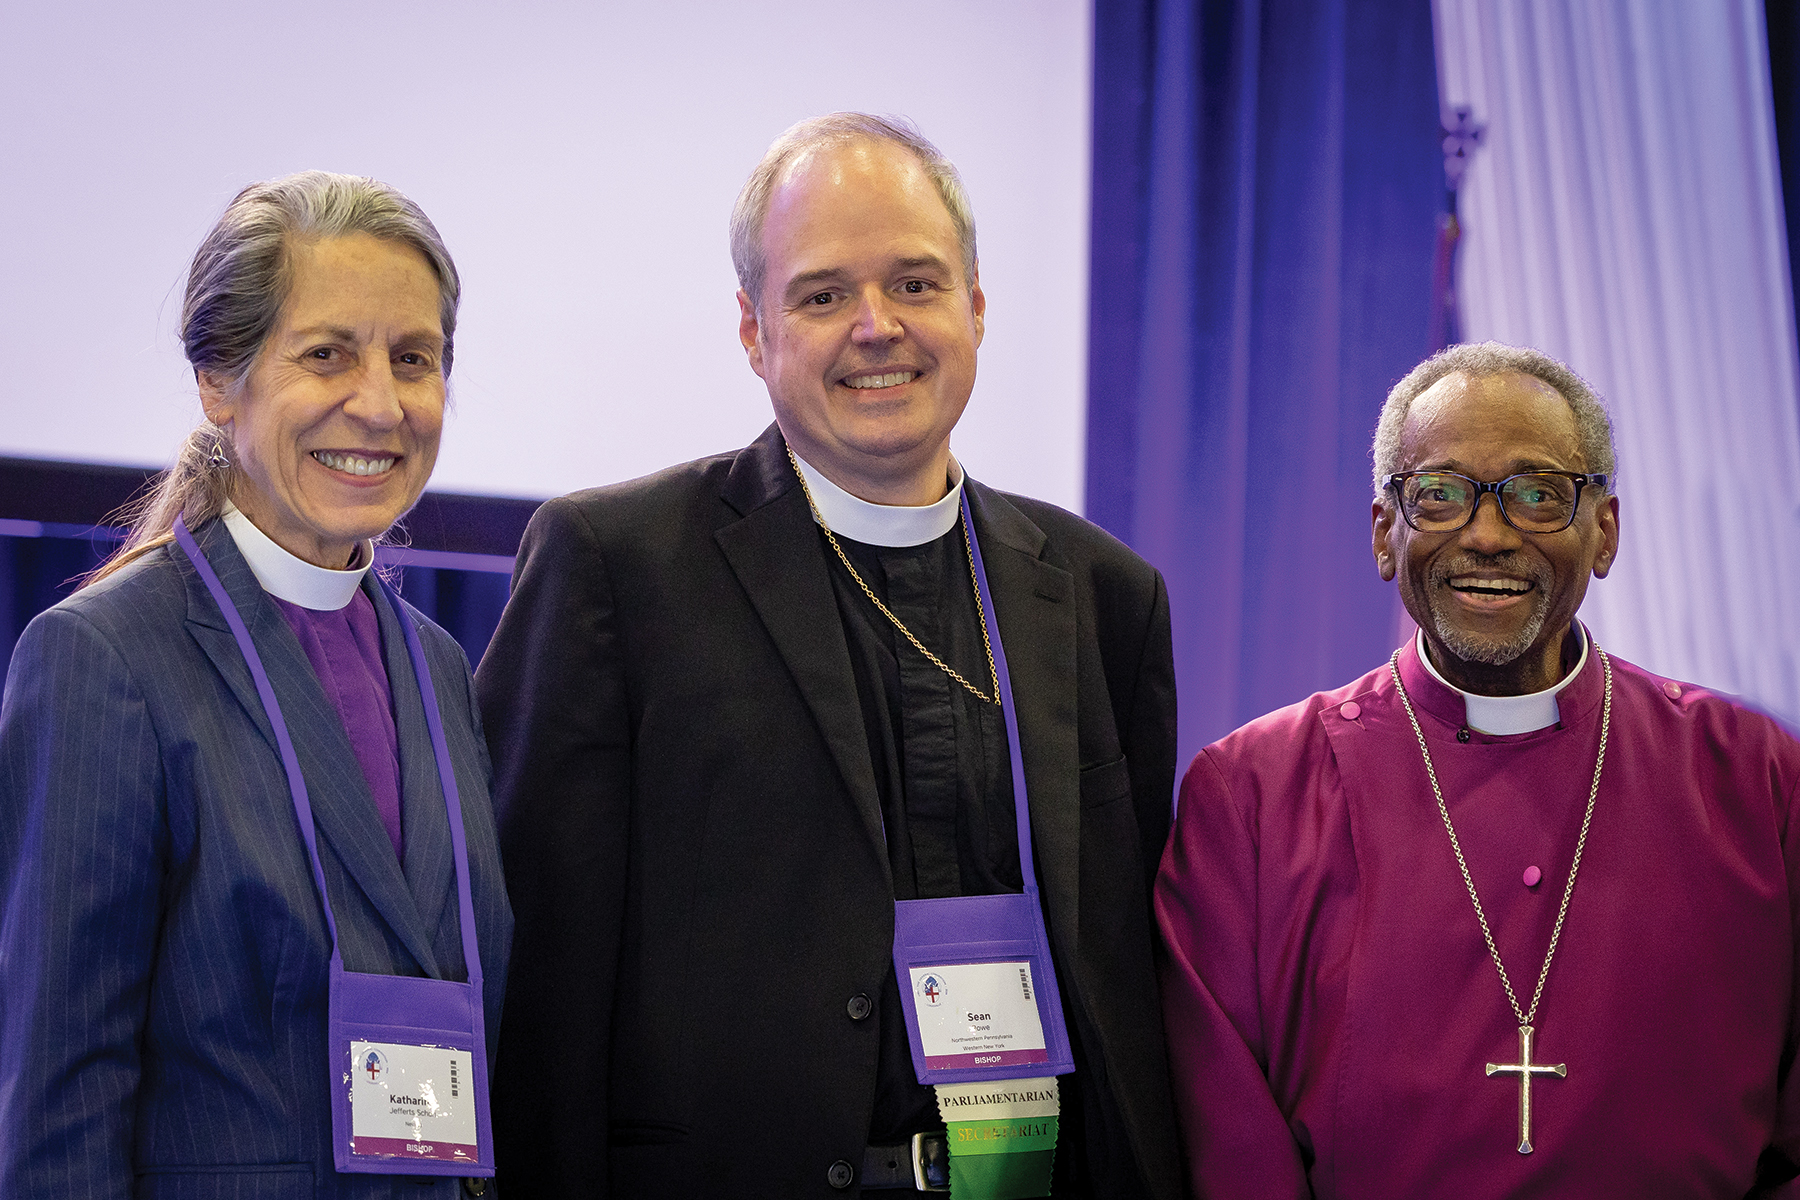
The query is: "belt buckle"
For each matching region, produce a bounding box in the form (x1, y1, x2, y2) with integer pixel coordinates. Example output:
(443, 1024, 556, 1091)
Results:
(911, 1131, 950, 1192)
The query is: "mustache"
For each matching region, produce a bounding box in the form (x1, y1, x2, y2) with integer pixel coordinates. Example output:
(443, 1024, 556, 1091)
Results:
(1428, 552, 1554, 593)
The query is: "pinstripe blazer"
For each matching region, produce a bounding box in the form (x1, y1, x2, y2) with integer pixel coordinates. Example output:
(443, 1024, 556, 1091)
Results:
(0, 517, 512, 1199)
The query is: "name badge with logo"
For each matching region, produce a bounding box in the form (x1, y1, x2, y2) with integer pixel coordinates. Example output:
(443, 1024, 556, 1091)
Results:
(892, 892, 1071, 1086)
(329, 965, 492, 1174)
(908, 960, 1047, 1072)
(347, 1037, 478, 1161)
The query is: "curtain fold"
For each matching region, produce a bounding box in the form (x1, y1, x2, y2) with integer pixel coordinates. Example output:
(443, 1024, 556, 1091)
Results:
(1089, 0, 1443, 762)
(1436, 0, 1800, 724)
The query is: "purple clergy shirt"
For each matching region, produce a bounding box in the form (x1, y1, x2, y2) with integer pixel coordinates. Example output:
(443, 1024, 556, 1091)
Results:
(1158, 632, 1800, 1199)
(271, 590, 405, 862)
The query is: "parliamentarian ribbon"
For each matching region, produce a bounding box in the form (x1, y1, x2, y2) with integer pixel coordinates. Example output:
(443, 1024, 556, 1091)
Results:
(932, 490, 1061, 1199)
(937, 1078, 1059, 1199)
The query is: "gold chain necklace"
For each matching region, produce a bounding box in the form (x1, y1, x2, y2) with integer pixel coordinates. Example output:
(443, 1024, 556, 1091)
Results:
(787, 446, 1000, 705)
(1386, 643, 1613, 1155)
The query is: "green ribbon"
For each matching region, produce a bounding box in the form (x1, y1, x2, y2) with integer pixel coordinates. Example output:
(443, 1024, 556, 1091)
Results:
(943, 1115, 1058, 1199)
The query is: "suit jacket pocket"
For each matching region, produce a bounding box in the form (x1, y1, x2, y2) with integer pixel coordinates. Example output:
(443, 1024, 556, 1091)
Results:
(608, 1117, 690, 1147)
(608, 1120, 694, 1199)
(136, 1163, 312, 1200)
(1078, 754, 1150, 902)
(1078, 754, 1132, 810)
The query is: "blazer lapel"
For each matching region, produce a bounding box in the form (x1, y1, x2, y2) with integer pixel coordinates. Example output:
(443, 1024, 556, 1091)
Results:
(965, 482, 1082, 958)
(180, 519, 440, 975)
(373, 578, 458, 972)
(713, 427, 889, 869)
(182, 523, 286, 765)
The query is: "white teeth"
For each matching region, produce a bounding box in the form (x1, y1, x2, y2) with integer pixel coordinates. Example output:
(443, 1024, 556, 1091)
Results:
(313, 451, 396, 477)
(1452, 576, 1530, 592)
(844, 371, 918, 389)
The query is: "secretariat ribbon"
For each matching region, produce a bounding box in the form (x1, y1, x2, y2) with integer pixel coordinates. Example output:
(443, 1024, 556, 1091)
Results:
(936, 1077, 1058, 1198)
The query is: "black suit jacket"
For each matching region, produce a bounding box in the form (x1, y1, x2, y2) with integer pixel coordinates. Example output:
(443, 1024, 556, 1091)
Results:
(477, 426, 1180, 1198)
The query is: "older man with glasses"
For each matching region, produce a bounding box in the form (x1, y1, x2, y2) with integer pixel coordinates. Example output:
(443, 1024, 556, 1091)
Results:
(1157, 342, 1800, 1199)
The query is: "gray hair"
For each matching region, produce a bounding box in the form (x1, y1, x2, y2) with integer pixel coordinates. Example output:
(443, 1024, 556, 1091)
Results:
(90, 170, 459, 585)
(729, 112, 978, 309)
(1371, 341, 1617, 499)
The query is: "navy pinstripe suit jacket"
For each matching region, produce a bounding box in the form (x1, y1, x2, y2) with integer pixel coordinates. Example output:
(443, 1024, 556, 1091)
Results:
(0, 518, 512, 1199)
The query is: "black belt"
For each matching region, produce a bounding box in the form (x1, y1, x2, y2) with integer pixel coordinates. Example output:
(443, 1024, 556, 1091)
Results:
(861, 1132, 950, 1191)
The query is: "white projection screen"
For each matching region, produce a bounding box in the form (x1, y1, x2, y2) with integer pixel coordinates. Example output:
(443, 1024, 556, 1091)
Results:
(0, 1, 1091, 511)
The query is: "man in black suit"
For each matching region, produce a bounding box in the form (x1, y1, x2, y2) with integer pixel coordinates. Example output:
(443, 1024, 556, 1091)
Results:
(477, 113, 1180, 1199)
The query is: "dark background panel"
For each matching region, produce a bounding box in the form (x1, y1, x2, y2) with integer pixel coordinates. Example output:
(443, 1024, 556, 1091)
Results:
(0, 457, 534, 683)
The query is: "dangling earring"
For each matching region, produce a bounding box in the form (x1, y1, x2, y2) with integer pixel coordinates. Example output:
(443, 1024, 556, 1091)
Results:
(207, 438, 231, 471)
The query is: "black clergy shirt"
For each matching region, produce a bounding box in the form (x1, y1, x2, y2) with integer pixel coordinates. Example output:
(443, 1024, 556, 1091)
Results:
(823, 525, 1090, 1186)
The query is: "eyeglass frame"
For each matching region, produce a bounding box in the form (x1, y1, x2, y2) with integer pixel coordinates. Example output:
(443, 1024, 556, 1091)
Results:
(1380, 469, 1610, 534)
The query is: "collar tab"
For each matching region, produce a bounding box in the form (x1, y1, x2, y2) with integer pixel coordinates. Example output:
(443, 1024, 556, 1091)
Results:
(221, 502, 372, 611)
(790, 450, 965, 547)
(1414, 623, 1590, 735)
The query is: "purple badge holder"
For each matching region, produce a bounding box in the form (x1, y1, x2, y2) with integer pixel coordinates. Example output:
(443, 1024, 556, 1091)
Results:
(174, 519, 494, 1178)
(890, 495, 1076, 1086)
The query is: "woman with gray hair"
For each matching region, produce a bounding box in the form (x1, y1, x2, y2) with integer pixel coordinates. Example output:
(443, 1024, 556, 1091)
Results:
(0, 171, 511, 1197)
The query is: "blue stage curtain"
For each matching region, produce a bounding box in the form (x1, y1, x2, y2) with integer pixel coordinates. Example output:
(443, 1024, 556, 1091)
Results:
(1087, 0, 1443, 762)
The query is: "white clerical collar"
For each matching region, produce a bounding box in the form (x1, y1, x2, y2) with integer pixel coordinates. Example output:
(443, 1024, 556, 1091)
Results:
(791, 450, 965, 548)
(1416, 624, 1589, 735)
(221, 502, 372, 611)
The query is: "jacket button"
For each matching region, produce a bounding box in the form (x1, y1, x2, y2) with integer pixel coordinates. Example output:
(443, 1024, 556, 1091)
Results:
(846, 992, 873, 1021)
(828, 1159, 855, 1189)
(461, 1179, 490, 1197)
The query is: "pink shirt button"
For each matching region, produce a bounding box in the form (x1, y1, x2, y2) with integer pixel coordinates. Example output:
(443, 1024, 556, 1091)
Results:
(1663, 681, 1683, 700)
(1339, 701, 1361, 721)
(1523, 865, 1542, 887)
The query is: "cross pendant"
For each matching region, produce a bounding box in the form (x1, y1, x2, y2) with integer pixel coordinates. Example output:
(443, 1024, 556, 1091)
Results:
(1484, 1024, 1566, 1154)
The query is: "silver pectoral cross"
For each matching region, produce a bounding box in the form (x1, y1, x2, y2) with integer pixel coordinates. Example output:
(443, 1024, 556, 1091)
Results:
(1485, 1024, 1565, 1154)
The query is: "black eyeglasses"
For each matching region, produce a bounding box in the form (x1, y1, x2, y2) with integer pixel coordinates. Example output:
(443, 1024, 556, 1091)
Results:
(1382, 470, 1608, 533)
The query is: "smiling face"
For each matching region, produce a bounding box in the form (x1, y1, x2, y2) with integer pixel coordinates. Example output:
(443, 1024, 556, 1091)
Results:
(200, 233, 446, 568)
(1371, 370, 1620, 695)
(738, 138, 984, 505)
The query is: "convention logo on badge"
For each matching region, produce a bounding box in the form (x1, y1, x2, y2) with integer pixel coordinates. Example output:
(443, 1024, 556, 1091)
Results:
(360, 1048, 388, 1083)
(919, 973, 946, 1007)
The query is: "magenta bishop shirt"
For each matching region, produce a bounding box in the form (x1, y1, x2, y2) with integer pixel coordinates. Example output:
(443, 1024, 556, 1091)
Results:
(270, 591, 404, 862)
(1157, 631, 1800, 1199)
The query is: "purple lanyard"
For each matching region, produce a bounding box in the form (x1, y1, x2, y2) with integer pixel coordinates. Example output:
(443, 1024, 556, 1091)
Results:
(887, 494, 1075, 1085)
(960, 490, 1040, 896)
(171, 516, 483, 989)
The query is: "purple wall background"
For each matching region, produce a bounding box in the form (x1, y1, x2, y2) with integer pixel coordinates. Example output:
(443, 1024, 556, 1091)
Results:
(1087, 0, 1443, 764)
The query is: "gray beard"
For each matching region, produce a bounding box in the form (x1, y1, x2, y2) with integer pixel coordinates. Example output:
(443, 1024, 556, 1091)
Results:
(1423, 553, 1553, 666)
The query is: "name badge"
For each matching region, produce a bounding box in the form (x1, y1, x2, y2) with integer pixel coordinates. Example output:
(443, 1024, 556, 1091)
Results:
(328, 961, 495, 1176)
(892, 891, 1074, 1086)
(348, 1039, 479, 1163)
(908, 960, 1048, 1072)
